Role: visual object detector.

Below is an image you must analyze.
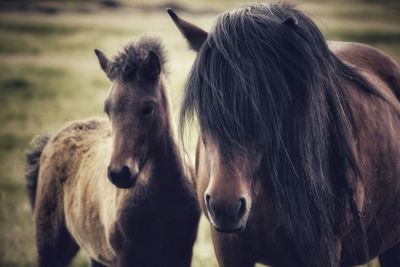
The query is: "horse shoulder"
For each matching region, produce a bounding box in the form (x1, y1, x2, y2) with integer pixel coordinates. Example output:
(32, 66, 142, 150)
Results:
(328, 42, 400, 261)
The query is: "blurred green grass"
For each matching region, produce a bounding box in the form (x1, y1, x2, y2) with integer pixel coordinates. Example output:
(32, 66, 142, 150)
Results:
(0, 0, 399, 266)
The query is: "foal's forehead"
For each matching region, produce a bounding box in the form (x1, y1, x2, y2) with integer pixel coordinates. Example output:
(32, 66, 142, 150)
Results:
(110, 78, 158, 98)
(107, 37, 166, 82)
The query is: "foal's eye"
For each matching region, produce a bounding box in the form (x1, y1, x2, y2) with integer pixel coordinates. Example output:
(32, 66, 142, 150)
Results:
(141, 102, 155, 117)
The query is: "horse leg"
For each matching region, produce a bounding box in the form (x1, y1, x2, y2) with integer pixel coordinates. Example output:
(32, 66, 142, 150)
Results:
(36, 220, 79, 267)
(379, 242, 400, 267)
(90, 259, 107, 267)
(34, 178, 79, 267)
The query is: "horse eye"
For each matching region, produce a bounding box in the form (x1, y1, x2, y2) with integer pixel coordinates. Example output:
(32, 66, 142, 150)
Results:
(141, 102, 155, 116)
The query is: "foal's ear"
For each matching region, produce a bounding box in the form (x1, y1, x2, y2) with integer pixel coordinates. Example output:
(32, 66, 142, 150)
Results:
(94, 49, 110, 76)
(142, 50, 161, 80)
(167, 8, 208, 52)
(282, 16, 298, 27)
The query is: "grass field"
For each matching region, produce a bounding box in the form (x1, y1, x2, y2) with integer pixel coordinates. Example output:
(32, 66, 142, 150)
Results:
(0, 0, 399, 266)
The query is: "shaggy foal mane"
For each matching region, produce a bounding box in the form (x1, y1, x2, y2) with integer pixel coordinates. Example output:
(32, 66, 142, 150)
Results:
(180, 3, 379, 266)
(106, 36, 167, 81)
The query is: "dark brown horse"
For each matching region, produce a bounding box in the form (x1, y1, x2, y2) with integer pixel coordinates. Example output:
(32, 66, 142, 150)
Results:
(25, 36, 200, 267)
(168, 4, 400, 267)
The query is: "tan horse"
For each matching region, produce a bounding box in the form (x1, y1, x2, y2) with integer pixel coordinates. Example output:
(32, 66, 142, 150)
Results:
(169, 4, 400, 267)
(25, 36, 200, 267)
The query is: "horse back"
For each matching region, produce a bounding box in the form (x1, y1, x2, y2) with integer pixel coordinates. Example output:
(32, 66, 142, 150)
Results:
(330, 41, 400, 102)
(37, 117, 111, 187)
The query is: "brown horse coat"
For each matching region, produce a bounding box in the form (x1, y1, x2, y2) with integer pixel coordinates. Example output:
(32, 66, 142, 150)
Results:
(332, 42, 400, 262)
(169, 4, 400, 266)
(194, 42, 400, 267)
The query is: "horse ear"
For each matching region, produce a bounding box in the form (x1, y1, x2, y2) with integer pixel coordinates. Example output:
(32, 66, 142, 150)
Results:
(142, 50, 161, 80)
(282, 16, 298, 27)
(94, 49, 110, 75)
(167, 8, 208, 52)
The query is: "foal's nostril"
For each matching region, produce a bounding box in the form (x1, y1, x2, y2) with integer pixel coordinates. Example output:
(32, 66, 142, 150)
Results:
(107, 166, 115, 181)
(120, 165, 131, 180)
(107, 165, 131, 183)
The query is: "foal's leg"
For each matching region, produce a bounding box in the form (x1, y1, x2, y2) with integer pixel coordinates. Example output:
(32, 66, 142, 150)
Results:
(35, 214, 79, 267)
(379, 242, 400, 267)
(35, 177, 79, 267)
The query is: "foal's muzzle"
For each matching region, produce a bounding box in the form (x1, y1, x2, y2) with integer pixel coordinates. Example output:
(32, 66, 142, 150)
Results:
(107, 164, 139, 189)
(205, 194, 247, 233)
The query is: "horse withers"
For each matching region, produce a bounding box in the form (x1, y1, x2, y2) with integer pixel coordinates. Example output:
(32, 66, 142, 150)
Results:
(25, 36, 200, 267)
(169, 4, 400, 267)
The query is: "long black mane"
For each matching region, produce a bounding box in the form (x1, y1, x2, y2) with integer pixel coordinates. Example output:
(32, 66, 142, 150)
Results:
(180, 3, 377, 266)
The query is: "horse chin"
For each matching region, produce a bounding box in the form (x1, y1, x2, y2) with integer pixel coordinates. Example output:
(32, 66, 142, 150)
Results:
(113, 181, 135, 189)
(213, 224, 245, 234)
(108, 173, 138, 189)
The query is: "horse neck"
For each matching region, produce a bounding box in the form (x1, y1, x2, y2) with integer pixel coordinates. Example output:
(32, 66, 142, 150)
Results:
(150, 83, 186, 183)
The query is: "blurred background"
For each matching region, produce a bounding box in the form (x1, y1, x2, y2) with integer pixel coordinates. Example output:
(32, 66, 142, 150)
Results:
(0, 0, 399, 266)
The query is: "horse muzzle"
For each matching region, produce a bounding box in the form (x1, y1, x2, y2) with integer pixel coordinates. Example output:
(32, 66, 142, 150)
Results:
(205, 193, 249, 233)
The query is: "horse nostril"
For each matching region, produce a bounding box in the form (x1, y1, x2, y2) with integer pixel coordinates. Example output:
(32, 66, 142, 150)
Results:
(107, 165, 131, 182)
(205, 195, 248, 232)
(107, 166, 115, 181)
(237, 198, 246, 219)
(120, 165, 131, 180)
(107, 165, 137, 189)
(205, 193, 211, 208)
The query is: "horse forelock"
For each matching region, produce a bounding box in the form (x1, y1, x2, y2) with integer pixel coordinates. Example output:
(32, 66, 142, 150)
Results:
(180, 3, 376, 265)
(107, 36, 167, 82)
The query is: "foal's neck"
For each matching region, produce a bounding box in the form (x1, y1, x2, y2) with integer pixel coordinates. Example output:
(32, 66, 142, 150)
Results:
(151, 85, 185, 182)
